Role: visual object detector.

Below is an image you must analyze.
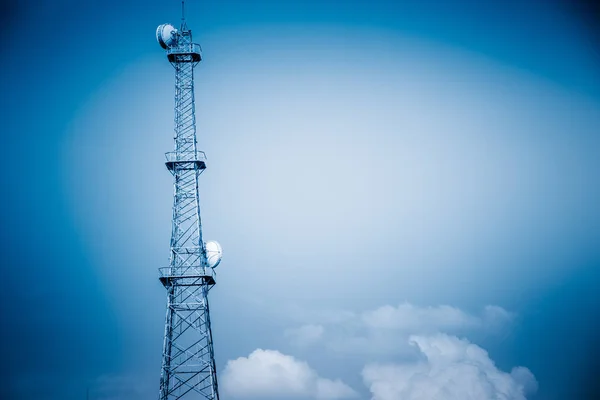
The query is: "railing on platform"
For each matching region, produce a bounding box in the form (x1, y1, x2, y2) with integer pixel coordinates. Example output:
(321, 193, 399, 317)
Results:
(167, 43, 202, 57)
(159, 265, 215, 279)
(165, 151, 207, 163)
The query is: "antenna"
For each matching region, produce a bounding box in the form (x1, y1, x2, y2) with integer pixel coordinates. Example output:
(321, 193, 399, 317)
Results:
(181, 0, 187, 30)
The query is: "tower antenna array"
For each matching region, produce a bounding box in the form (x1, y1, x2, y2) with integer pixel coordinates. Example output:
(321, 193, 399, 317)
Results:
(155, 4, 223, 400)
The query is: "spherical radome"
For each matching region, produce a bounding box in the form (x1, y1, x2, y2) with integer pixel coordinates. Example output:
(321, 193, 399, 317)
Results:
(205, 241, 223, 268)
(156, 24, 178, 49)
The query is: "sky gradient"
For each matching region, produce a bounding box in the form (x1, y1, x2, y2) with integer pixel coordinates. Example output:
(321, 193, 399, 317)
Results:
(1, 0, 599, 399)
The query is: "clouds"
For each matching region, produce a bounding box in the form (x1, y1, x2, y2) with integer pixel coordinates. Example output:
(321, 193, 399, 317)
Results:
(361, 303, 513, 332)
(222, 303, 536, 399)
(285, 303, 514, 356)
(362, 334, 537, 400)
(221, 349, 357, 400)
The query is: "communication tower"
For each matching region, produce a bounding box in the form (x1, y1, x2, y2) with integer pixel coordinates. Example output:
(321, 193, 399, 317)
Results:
(155, 2, 223, 399)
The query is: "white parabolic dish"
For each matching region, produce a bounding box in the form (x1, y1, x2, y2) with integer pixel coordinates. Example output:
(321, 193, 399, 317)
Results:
(156, 24, 178, 49)
(205, 241, 222, 269)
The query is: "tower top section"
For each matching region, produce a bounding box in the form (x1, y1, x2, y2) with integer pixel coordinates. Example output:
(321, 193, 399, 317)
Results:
(156, 1, 202, 64)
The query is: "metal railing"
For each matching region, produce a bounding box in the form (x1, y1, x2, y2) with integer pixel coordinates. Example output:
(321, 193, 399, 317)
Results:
(167, 43, 202, 56)
(159, 266, 214, 279)
(165, 151, 207, 163)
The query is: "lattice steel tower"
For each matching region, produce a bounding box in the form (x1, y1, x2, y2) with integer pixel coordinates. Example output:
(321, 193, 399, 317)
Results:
(155, 3, 222, 400)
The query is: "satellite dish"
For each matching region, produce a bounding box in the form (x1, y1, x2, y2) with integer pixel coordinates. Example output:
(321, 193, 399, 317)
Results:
(156, 24, 178, 49)
(205, 241, 223, 269)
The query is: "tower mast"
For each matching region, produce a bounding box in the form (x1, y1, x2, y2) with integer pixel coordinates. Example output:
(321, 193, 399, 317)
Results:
(155, 3, 221, 399)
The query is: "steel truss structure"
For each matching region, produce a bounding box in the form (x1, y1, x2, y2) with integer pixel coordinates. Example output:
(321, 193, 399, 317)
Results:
(157, 18, 220, 400)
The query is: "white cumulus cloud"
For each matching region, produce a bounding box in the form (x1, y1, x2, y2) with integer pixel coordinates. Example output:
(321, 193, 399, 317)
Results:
(221, 349, 357, 400)
(362, 334, 537, 400)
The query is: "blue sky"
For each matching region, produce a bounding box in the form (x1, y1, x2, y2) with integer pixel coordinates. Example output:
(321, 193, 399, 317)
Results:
(1, 0, 599, 399)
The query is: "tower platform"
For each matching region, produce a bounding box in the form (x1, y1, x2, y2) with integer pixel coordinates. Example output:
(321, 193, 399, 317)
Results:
(167, 43, 202, 62)
(165, 151, 207, 172)
(159, 266, 216, 287)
